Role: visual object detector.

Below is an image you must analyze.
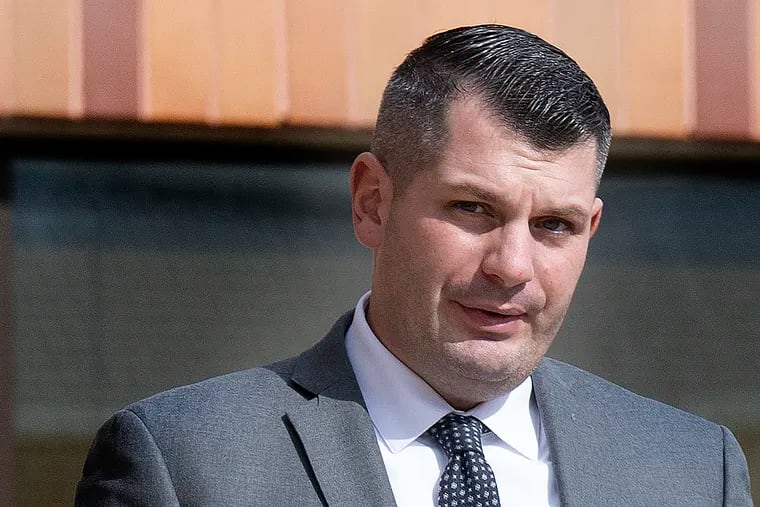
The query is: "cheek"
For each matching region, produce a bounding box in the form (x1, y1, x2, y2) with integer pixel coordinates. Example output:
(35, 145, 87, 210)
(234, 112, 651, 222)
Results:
(538, 247, 587, 299)
(381, 219, 445, 289)
(418, 220, 483, 275)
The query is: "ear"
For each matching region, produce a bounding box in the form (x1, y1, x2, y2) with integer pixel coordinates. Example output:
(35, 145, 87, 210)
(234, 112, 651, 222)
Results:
(589, 197, 603, 238)
(350, 152, 393, 248)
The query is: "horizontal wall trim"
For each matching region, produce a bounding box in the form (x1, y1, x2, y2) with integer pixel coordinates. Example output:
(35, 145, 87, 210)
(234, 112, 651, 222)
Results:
(2, 116, 760, 171)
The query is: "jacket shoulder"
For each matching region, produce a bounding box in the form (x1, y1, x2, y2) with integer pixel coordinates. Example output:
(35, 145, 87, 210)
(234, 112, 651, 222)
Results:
(125, 356, 304, 428)
(537, 356, 722, 431)
(535, 357, 753, 505)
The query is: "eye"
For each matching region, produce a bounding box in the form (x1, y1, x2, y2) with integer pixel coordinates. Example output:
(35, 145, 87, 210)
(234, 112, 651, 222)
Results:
(536, 218, 572, 233)
(454, 201, 488, 214)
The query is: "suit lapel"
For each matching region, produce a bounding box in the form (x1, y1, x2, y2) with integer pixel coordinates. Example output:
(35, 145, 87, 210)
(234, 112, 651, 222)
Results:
(286, 312, 397, 507)
(287, 396, 395, 507)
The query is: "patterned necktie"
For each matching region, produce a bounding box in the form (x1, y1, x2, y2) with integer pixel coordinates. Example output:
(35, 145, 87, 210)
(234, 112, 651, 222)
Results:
(428, 413, 501, 507)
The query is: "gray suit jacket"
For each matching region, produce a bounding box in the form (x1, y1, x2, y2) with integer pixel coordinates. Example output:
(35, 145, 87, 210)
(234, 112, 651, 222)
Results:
(76, 312, 753, 506)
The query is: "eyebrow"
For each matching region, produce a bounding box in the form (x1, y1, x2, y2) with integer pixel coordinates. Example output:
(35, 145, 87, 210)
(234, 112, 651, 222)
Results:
(448, 182, 590, 220)
(448, 182, 501, 203)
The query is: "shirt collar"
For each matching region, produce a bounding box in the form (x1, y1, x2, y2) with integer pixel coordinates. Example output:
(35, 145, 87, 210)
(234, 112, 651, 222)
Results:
(344, 291, 542, 460)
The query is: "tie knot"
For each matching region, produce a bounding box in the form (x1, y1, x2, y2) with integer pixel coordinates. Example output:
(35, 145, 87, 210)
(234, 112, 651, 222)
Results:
(428, 413, 486, 457)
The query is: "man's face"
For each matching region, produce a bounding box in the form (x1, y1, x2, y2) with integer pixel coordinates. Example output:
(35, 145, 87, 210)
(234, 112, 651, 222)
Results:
(351, 95, 602, 409)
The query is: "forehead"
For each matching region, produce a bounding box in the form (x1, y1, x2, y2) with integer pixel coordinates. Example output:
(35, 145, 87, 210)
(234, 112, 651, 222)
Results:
(432, 96, 599, 192)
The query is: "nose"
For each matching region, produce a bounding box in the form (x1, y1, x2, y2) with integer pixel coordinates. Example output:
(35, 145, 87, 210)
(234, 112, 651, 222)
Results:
(480, 224, 535, 287)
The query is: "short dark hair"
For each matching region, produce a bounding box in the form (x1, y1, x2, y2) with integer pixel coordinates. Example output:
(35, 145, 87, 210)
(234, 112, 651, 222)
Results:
(371, 24, 611, 190)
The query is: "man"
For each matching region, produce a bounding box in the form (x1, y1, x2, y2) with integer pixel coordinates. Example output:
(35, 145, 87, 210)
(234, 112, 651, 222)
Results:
(76, 24, 753, 506)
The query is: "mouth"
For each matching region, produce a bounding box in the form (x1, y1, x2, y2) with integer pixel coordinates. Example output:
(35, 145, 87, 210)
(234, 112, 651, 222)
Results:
(453, 301, 528, 334)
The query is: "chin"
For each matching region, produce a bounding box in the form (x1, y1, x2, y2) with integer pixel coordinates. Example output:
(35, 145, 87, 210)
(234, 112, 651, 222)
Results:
(452, 356, 530, 384)
(446, 347, 536, 385)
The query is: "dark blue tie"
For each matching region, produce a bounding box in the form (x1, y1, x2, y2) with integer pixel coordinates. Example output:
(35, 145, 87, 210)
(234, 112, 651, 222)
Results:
(428, 413, 501, 507)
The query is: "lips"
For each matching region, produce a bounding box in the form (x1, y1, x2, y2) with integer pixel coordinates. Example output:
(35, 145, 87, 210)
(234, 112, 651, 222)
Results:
(454, 301, 528, 333)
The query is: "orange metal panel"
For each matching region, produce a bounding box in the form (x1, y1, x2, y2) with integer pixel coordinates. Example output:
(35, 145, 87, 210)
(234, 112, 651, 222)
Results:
(351, 0, 425, 126)
(693, 0, 752, 139)
(13, 0, 82, 117)
(618, 0, 692, 137)
(141, 0, 214, 122)
(217, 0, 286, 126)
(551, 0, 621, 133)
(491, 0, 552, 40)
(752, 0, 760, 139)
(0, 0, 13, 114)
(69, 0, 83, 117)
(285, 0, 351, 125)
(83, 0, 139, 119)
(420, 0, 492, 36)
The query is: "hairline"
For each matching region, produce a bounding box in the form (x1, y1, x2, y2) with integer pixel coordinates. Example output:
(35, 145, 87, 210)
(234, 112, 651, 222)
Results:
(377, 91, 608, 199)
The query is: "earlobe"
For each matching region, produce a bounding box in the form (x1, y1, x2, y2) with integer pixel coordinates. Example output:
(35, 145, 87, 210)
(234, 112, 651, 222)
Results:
(589, 197, 603, 237)
(350, 152, 392, 248)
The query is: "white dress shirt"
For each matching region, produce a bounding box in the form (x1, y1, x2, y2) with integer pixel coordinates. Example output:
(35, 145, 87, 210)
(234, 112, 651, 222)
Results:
(345, 291, 560, 507)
